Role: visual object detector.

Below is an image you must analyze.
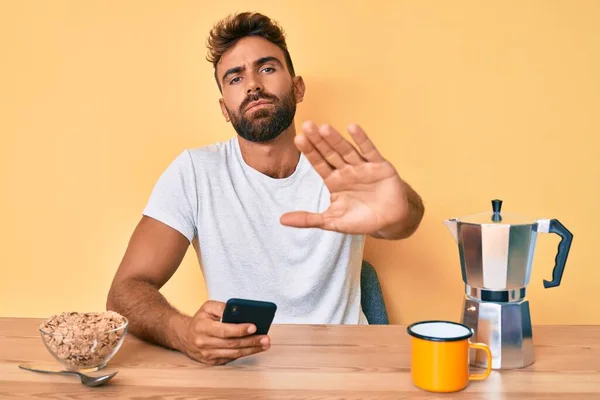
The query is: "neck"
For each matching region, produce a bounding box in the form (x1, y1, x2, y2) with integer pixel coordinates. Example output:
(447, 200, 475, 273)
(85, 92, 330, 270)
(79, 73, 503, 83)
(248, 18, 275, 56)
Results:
(237, 124, 300, 179)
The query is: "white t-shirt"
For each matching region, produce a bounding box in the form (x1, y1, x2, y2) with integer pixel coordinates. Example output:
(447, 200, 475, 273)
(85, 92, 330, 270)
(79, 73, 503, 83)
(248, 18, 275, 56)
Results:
(142, 136, 368, 325)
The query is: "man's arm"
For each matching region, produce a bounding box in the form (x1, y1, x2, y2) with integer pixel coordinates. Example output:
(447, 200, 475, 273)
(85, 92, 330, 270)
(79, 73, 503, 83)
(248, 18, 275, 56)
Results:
(107, 216, 269, 366)
(106, 215, 191, 351)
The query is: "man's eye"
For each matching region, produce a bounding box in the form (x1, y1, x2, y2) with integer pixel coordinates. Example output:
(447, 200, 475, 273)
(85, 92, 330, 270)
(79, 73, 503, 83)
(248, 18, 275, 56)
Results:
(261, 67, 275, 73)
(230, 77, 241, 84)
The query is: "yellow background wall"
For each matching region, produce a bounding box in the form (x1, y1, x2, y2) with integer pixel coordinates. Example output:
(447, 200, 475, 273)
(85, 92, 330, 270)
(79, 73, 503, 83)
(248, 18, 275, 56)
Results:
(1, 1, 598, 325)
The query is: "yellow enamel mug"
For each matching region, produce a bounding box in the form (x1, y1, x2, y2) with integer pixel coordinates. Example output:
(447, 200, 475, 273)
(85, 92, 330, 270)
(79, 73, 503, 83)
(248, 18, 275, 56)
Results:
(406, 320, 492, 393)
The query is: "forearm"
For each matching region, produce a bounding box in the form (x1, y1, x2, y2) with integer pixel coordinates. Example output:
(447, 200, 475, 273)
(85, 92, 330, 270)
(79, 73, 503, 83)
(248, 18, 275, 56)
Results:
(106, 277, 190, 352)
(373, 182, 425, 240)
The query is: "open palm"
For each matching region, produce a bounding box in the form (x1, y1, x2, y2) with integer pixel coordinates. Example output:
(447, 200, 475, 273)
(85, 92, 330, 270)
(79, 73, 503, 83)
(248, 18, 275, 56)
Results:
(280, 121, 409, 237)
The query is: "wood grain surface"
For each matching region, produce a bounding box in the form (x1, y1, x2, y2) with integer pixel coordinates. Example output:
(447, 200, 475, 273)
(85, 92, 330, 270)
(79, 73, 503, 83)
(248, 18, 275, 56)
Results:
(1, 318, 599, 399)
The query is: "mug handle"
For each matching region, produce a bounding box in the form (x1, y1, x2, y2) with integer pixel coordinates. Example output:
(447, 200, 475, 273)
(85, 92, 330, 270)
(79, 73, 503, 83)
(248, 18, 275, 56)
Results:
(468, 342, 492, 381)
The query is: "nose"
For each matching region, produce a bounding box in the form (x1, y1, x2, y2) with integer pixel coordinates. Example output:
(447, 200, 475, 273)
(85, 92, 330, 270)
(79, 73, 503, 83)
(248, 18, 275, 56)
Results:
(246, 74, 263, 95)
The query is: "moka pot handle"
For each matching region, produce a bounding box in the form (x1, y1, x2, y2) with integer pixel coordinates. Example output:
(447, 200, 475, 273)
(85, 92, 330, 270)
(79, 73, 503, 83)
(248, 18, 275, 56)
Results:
(537, 219, 573, 288)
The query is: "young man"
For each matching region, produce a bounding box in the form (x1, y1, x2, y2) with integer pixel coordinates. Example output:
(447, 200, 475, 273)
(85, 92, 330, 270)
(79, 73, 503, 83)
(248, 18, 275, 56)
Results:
(107, 11, 424, 366)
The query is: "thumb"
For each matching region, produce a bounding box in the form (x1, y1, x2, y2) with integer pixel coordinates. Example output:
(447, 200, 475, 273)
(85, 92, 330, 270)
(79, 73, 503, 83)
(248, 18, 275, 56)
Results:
(280, 211, 325, 228)
(198, 300, 225, 320)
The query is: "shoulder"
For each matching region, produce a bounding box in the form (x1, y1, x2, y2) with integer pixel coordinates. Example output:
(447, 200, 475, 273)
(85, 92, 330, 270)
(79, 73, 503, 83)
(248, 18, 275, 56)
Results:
(152, 138, 236, 182)
(157, 138, 236, 178)
(183, 138, 236, 170)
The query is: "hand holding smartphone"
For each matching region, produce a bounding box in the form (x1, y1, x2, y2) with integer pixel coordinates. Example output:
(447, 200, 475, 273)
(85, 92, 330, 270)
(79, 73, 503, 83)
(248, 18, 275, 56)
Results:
(175, 299, 276, 366)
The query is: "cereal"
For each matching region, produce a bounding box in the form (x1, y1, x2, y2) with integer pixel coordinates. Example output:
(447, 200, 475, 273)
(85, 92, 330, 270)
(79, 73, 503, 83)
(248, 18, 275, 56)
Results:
(40, 311, 127, 370)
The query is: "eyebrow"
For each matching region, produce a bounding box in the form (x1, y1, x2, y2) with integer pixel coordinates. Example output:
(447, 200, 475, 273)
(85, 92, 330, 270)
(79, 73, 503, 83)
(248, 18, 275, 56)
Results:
(221, 56, 284, 84)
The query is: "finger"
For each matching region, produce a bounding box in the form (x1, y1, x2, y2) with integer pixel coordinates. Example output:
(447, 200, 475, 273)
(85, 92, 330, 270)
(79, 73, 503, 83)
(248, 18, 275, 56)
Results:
(320, 124, 365, 165)
(301, 121, 346, 169)
(294, 134, 333, 179)
(208, 358, 231, 366)
(280, 211, 325, 229)
(208, 320, 257, 338)
(204, 346, 266, 362)
(199, 301, 226, 320)
(200, 334, 270, 350)
(347, 124, 384, 162)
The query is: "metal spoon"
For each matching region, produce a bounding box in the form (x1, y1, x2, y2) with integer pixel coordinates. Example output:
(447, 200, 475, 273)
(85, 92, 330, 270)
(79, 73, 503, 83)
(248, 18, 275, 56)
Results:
(19, 364, 118, 387)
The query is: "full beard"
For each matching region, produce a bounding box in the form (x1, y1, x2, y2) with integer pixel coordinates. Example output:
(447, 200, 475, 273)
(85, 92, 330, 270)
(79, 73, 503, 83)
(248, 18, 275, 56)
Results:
(227, 88, 297, 143)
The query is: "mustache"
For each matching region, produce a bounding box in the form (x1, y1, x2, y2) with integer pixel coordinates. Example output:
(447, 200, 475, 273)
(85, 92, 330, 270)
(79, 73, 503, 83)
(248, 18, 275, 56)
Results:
(240, 92, 279, 111)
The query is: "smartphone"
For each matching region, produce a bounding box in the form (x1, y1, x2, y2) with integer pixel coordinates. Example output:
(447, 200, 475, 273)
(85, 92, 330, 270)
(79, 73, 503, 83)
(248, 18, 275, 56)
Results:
(221, 298, 277, 335)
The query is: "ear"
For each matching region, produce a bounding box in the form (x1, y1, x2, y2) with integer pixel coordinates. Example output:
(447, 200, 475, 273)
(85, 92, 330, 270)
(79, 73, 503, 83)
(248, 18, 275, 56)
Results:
(219, 98, 231, 122)
(293, 76, 306, 104)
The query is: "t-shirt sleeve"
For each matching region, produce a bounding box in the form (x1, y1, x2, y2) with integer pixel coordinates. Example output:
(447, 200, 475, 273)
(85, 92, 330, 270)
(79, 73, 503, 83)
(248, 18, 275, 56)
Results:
(142, 150, 198, 243)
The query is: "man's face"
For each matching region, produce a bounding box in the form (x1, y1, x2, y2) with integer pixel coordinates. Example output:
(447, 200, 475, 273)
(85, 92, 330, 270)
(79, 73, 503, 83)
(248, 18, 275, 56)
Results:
(217, 36, 305, 143)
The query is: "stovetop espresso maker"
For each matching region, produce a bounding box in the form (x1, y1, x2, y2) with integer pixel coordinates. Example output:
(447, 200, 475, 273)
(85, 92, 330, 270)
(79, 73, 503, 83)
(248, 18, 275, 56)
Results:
(445, 199, 573, 369)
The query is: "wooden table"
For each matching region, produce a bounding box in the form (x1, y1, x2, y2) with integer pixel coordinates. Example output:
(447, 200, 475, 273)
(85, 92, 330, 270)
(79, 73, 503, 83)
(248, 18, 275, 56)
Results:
(0, 318, 599, 399)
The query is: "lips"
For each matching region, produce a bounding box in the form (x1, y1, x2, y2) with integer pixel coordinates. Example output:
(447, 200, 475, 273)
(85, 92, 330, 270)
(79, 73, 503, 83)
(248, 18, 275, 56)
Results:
(245, 100, 273, 112)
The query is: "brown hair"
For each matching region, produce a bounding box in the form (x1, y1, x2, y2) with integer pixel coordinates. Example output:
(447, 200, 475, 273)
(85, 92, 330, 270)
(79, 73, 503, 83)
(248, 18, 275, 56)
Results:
(206, 12, 296, 91)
